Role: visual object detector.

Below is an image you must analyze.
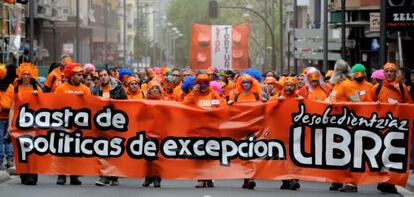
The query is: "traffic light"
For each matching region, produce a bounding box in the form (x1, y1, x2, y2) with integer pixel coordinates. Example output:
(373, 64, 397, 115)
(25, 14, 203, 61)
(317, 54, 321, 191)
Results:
(209, 0, 218, 18)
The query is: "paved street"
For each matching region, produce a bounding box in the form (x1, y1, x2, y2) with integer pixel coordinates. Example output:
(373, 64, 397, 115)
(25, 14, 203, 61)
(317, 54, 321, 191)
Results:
(0, 175, 407, 197)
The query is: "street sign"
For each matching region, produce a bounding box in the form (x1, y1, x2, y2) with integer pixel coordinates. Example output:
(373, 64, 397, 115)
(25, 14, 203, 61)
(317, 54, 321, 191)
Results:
(294, 51, 341, 61)
(294, 28, 342, 61)
(62, 43, 74, 54)
(386, 0, 414, 30)
(370, 13, 380, 32)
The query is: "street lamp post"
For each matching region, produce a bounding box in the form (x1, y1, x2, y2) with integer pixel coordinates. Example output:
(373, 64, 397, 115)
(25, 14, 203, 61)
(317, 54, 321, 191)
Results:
(323, 0, 328, 71)
(76, 0, 80, 62)
(29, 0, 34, 62)
(341, 0, 346, 60)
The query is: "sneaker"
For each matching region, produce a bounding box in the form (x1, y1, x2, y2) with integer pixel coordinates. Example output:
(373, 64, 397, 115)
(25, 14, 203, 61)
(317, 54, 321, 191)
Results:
(289, 180, 300, 190)
(142, 177, 153, 187)
(110, 177, 119, 186)
(242, 179, 256, 190)
(5, 159, 14, 169)
(56, 175, 66, 185)
(70, 176, 82, 185)
(195, 180, 206, 188)
(153, 177, 161, 188)
(377, 183, 398, 194)
(280, 180, 291, 190)
(330, 183, 343, 191)
(339, 184, 358, 192)
(95, 176, 110, 186)
(206, 180, 214, 188)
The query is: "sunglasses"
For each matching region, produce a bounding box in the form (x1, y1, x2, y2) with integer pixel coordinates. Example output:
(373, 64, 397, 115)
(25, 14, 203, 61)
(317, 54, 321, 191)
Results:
(242, 80, 252, 84)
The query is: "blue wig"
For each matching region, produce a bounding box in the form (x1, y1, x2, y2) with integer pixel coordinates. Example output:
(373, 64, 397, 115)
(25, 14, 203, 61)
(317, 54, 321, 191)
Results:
(118, 68, 133, 81)
(181, 76, 196, 94)
(242, 68, 263, 82)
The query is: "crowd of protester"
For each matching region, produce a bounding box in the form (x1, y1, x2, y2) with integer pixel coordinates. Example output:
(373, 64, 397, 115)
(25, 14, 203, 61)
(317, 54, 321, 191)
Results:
(0, 54, 412, 194)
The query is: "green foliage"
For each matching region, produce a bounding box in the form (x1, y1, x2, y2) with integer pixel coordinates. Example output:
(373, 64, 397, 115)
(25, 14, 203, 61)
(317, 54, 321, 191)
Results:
(166, 0, 281, 70)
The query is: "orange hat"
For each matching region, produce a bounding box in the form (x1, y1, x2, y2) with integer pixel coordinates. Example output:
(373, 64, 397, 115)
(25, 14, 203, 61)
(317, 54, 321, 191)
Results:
(325, 70, 334, 78)
(283, 77, 298, 86)
(127, 76, 139, 85)
(195, 73, 211, 82)
(383, 63, 397, 71)
(64, 63, 83, 79)
(0, 64, 7, 80)
(18, 62, 38, 79)
(264, 77, 283, 90)
(147, 80, 161, 89)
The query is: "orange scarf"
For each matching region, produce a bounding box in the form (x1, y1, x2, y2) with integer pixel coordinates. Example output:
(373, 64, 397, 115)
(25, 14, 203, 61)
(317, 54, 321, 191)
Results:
(383, 79, 402, 94)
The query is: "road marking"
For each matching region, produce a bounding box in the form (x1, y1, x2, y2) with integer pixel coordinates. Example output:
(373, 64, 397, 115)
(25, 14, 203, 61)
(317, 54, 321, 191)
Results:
(397, 186, 414, 197)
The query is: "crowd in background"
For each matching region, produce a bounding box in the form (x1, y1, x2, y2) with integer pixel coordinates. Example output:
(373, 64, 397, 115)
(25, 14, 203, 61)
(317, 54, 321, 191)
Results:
(0, 54, 412, 193)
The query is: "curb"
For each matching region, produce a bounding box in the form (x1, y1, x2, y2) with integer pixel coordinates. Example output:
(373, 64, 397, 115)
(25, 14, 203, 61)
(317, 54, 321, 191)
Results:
(0, 171, 10, 184)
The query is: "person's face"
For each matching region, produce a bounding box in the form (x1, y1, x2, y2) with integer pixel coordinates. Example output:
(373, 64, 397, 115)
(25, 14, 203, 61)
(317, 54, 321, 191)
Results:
(384, 68, 397, 81)
(284, 83, 296, 95)
(163, 82, 175, 93)
(138, 70, 147, 79)
(128, 81, 139, 93)
(71, 72, 83, 85)
(182, 70, 192, 80)
(84, 75, 93, 86)
(410, 73, 414, 83)
(99, 70, 110, 85)
(93, 77, 100, 87)
(199, 81, 209, 93)
(172, 70, 182, 81)
(22, 71, 31, 84)
(149, 86, 161, 98)
(297, 76, 305, 87)
(266, 83, 274, 92)
(242, 80, 252, 91)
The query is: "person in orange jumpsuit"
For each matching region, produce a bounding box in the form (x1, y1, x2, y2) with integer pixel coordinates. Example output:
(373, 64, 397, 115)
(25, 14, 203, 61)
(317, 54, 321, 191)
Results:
(227, 74, 261, 190)
(277, 77, 303, 190)
(298, 67, 331, 101)
(13, 63, 43, 185)
(54, 63, 90, 186)
(55, 63, 91, 96)
(228, 74, 261, 104)
(351, 64, 374, 102)
(141, 80, 163, 188)
(183, 72, 225, 110)
(370, 63, 412, 194)
(14, 62, 43, 99)
(162, 76, 179, 101)
(44, 54, 73, 92)
(326, 60, 360, 103)
(371, 63, 412, 104)
(126, 76, 145, 100)
(182, 72, 225, 188)
(263, 77, 283, 101)
(327, 60, 360, 192)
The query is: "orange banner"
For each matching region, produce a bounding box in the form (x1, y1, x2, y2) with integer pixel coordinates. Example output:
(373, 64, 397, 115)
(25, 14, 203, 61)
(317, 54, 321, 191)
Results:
(11, 94, 413, 186)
